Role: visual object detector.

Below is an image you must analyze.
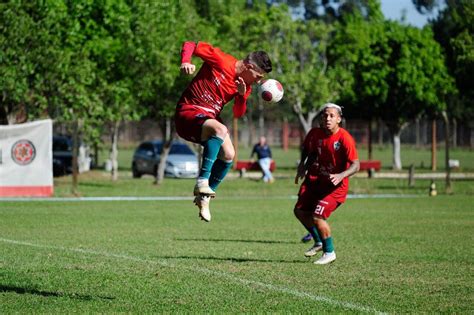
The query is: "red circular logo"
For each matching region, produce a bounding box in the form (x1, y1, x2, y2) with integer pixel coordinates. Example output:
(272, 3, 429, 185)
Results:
(11, 140, 36, 165)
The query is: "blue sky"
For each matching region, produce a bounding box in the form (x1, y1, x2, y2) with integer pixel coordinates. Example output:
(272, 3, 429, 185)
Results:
(381, 0, 439, 28)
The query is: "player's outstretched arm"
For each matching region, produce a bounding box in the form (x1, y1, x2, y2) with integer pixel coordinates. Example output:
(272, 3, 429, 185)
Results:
(180, 41, 197, 75)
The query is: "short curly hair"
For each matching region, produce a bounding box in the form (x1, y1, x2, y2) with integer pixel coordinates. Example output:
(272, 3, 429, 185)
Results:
(246, 51, 272, 73)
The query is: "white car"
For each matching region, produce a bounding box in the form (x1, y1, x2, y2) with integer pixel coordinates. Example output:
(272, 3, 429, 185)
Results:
(132, 140, 199, 178)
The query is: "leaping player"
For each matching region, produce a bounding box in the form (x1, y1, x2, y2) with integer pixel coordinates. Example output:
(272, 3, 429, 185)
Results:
(175, 41, 272, 222)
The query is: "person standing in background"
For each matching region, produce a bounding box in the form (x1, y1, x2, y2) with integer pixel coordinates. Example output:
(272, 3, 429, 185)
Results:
(251, 136, 274, 183)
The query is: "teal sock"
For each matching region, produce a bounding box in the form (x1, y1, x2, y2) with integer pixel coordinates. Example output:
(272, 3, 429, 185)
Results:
(199, 136, 224, 179)
(307, 226, 322, 244)
(322, 236, 334, 253)
(209, 159, 233, 191)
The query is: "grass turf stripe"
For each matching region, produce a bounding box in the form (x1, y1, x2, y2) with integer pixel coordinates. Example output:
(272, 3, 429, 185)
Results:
(0, 237, 386, 314)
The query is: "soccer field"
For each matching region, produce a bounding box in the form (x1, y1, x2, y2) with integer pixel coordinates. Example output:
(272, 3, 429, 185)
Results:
(1, 187, 473, 312)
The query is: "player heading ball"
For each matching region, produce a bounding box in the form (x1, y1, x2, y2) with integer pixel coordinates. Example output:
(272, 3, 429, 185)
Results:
(175, 41, 273, 222)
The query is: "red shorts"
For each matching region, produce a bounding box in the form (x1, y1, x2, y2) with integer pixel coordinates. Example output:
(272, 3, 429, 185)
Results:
(295, 180, 342, 219)
(175, 104, 220, 143)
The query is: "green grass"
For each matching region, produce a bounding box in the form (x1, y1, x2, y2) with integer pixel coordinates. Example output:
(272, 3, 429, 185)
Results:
(53, 168, 474, 197)
(97, 144, 474, 172)
(1, 175, 474, 312)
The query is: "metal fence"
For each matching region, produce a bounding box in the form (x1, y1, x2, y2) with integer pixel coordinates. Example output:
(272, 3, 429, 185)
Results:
(54, 118, 473, 149)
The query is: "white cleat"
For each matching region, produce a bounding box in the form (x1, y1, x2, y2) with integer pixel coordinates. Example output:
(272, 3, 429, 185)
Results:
(193, 180, 216, 197)
(194, 195, 212, 222)
(314, 252, 336, 265)
(304, 243, 323, 257)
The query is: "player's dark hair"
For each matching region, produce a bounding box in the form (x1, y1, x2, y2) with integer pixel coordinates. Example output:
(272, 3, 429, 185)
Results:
(247, 51, 272, 73)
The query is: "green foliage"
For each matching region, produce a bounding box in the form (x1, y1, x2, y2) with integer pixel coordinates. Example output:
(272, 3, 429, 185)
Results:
(382, 23, 454, 125)
(0, 1, 99, 124)
(0, 0, 467, 152)
(127, 1, 210, 122)
(332, 5, 455, 130)
(431, 0, 474, 121)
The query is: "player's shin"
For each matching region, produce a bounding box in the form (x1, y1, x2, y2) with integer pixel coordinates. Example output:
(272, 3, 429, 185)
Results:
(307, 226, 322, 245)
(209, 159, 233, 191)
(199, 135, 224, 180)
(322, 236, 335, 253)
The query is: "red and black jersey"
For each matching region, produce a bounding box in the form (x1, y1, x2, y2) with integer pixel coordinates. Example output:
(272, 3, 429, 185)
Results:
(178, 41, 251, 118)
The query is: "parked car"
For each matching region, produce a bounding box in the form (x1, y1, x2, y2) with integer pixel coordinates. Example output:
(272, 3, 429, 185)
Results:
(132, 140, 199, 178)
(52, 135, 93, 176)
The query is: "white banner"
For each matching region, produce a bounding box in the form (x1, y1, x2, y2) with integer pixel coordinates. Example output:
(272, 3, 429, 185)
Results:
(0, 119, 53, 197)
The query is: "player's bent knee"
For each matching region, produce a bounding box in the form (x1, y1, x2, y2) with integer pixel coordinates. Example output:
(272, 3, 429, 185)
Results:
(214, 125, 228, 138)
(202, 120, 228, 140)
(204, 122, 227, 138)
(223, 149, 235, 161)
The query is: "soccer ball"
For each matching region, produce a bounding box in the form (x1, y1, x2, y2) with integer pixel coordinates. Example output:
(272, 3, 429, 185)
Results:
(258, 79, 284, 103)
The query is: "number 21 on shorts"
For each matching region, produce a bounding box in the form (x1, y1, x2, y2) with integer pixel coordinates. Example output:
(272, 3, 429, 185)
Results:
(315, 204, 325, 216)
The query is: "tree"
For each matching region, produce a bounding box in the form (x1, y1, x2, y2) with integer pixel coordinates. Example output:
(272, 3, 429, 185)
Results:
(80, 0, 139, 181)
(430, 1, 474, 130)
(260, 5, 349, 134)
(329, 0, 386, 160)
(0, 2, 100, 127)
(0, 1, 107, 194)
(331, 7, 455, 169)
(380, 22, 455, 170)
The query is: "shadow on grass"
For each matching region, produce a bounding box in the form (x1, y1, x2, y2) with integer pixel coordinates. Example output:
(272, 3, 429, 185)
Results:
(0, 284, 115, 301)
(175, 238, 297, 244)
(156, 255, 307, 264)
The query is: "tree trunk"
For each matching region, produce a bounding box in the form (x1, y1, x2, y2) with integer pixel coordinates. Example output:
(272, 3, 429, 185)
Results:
(442, 112, 452, 194)
(71, 120, 80, 195)
(155, 118, 172, 185)
(421, 119, 428, 145)
(7, 112, 16, 124)
(452, 118, 457, 149)
(282, 118, 289, 151)
(471, 127, 474, 149)
(377, 118, 384, 145)
(93, 143, 99, 169)
(293, 99, 317, 135)
(431, 119, 437, 171)
(233, 117, 239, 166)
(392, 131, 402, 170)
(247, 104, 255, 147)
(415, 117, 420, 148)
(258, 97, 264, 137)
(0, 105, 8, 125)
(110, 120, 120, 181)
(155, 139, 171, 186)
(368, 118, 373, 160)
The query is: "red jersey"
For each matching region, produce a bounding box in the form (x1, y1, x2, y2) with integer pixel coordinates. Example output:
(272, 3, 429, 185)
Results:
(303, 127, 358, 202)
(178, 42, 251, 118)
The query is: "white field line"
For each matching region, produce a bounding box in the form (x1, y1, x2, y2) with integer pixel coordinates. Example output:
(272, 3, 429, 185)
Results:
(0, 194, 421, 202)
(0, 237, 386, 314)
